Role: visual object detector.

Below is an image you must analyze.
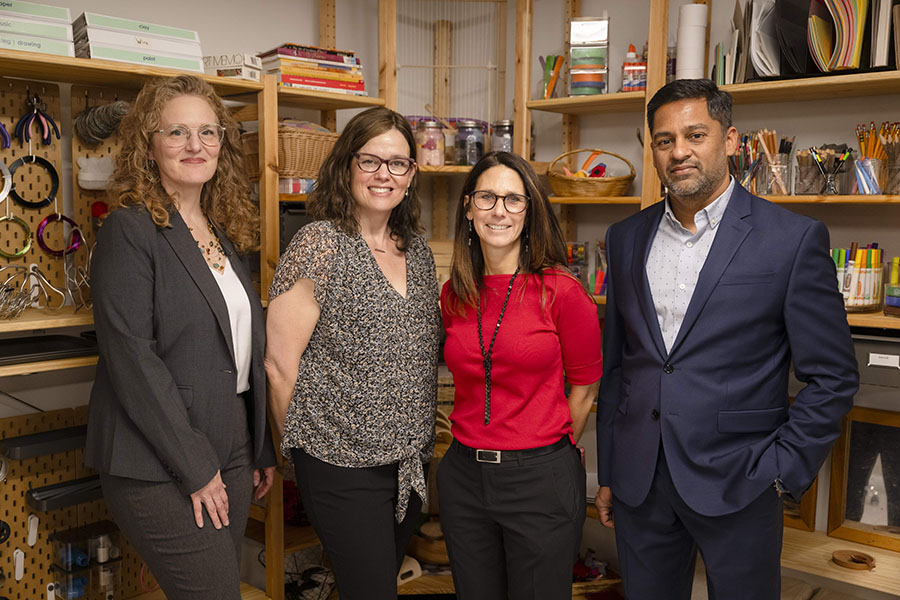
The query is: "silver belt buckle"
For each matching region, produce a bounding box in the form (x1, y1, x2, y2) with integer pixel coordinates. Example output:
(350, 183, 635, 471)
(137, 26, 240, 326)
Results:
(476, 449, 501, 463)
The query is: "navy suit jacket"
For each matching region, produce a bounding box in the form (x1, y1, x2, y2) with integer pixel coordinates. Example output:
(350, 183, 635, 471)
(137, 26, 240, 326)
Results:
(596, 184, 858, 516)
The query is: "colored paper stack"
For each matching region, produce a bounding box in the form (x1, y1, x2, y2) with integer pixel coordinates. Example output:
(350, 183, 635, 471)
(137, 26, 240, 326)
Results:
(73, 12, 203, 72)
(808, 0, 870, 71)
(568, 16, 608, 96)
(258, 43, 366, 96)
(203, 53, 262, 82)
(0, 0, 74, 58)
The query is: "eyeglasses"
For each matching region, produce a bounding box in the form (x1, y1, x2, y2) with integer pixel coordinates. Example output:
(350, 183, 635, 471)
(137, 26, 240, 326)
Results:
(469, 190, 529, 214)
(153, 123, 226, 148)
(353, 152, 416, 176)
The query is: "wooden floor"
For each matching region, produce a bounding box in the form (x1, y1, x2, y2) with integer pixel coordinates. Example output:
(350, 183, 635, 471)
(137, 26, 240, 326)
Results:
(131, 582, 268, 599)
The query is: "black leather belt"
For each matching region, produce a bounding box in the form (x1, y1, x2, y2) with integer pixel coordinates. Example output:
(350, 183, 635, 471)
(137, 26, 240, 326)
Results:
(455, 436, 571, 464)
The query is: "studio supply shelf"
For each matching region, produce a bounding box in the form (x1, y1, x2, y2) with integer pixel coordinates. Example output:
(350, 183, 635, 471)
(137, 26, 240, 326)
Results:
(527, 91, 646, 115)
(0, 424, 86, 460)
(26, 475, 102, 512)
(723, 70, 900, 105)
(419, 165, 472, 174)
(550, 195, 642, 205)
(766, 195, 900, 204)
(0, 307, 94, 334)
(276, 86, 385, 111)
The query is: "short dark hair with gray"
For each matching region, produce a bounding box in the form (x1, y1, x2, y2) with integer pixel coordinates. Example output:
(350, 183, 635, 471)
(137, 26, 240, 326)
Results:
(646, 78, 733, 133)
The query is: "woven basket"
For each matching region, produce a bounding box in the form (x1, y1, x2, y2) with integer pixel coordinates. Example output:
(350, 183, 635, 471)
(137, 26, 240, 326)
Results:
(242, 125, 339, 180)
(547, 148, 635, 197)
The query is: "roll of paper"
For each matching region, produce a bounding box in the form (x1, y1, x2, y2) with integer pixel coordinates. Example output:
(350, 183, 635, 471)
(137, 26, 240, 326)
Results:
(678, 3, 708, 28)
(676, 24, 707, 79)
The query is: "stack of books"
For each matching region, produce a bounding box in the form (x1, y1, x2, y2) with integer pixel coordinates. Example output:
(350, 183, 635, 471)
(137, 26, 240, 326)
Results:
(0, 0, 74, 57)
(258, 43, 366, 96)
(203, 53, 262, 82)
(73, 12, 203, 73)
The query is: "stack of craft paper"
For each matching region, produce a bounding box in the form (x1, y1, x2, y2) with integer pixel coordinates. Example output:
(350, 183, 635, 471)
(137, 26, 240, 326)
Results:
(749, 0, 780, 77)
(807, 0, 870, 71)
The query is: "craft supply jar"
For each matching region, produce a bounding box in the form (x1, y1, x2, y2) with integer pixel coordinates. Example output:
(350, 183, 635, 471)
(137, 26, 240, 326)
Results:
(490, 120, 513, 153)
(758, 153, 791, 195)
(855, 158, 884, 194)
(456, 120, 484, 166)
(795, 154, 853, 195)
(415, 120, 444, 166)
(844, 262, 884, 312)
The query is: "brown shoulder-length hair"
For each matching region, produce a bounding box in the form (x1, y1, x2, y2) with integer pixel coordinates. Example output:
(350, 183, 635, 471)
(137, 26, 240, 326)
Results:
(106, 74, 258, 253)
(447, 151, 571, 313)
(307, 106, 422, 250)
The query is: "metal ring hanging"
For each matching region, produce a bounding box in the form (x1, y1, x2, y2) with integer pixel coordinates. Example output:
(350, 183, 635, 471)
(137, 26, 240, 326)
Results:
(37, 214, 83, 257)
(0, 214, 33, 258)
(9, 155, 59, 209)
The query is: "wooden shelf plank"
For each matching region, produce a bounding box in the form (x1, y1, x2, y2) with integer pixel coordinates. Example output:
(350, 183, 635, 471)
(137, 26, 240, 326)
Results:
(0, 307, 93, 333)
(398, 574, 455, 595)
(279, 193, 308, 203)
(527, 91, 646, 115)
(724, 70, 900, 105)
(419, 165, 472, 174)
(0, 49, 261, 96)
(781, 528, 900, 595)
(766, 195, 900, 204)
(550, 196, 641, 205)
(277, 87, 385, 111)
(244, 519, 319, 554)
(132, 582, 269, 599)
(847, 311, 900, 329)
(0, 356, 97, 378)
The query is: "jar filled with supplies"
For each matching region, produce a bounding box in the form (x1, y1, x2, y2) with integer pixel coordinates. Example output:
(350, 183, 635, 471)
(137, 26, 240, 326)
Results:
(456, 120, 484, 166)
(415, 120, 444, 166)
(490, 120, 513, 153)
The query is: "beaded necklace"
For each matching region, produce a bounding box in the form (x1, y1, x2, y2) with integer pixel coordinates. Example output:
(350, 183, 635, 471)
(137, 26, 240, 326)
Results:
(188, 220, 226, 274)
(476, 266, 520, 425)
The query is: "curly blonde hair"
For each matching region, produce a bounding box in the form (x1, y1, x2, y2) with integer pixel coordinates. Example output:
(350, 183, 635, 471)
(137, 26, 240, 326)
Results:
(107, 75, 258, 253)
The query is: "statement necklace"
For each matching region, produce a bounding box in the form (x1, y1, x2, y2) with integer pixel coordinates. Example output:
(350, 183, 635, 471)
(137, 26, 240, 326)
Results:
(476, 267, 520, 425)
(188, 220, 226, 274)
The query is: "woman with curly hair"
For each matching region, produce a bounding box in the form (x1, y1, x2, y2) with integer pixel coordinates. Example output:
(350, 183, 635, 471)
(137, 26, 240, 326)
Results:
(85, 74, 276, 599)
(265, 106, 440, 599)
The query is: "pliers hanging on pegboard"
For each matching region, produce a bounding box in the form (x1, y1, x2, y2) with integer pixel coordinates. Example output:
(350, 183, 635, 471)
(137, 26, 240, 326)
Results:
(14, 95, 60, 147)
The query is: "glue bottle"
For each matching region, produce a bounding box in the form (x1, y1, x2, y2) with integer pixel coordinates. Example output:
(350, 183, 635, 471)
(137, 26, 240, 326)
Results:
(622, 44, 647, 92)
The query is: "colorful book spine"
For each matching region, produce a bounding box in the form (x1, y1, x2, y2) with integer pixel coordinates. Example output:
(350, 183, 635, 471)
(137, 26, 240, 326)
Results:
(271, 66, 363, 83)
(261, 46, 359, 65)
(278, 81, 367, 96)
(278, 74, 364, 91)
(262, 58, 362, 76)
(273, 42, 356, 58)
(203, 52, 262, 70)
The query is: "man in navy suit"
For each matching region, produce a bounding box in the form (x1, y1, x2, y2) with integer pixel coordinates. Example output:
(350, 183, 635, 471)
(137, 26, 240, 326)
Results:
(594, 79, 858, 599)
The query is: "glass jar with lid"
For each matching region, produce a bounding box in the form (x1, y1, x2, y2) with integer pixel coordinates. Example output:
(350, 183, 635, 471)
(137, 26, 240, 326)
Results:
(490, 120, 513, 153)
(414, 120, 444, 166)
(455, 120, 484, 166)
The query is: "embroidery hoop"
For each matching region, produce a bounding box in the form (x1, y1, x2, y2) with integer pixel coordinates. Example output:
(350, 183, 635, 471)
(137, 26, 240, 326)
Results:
(10, 155, 59, 209)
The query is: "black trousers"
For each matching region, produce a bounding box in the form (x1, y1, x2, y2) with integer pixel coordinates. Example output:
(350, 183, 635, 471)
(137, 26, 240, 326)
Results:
(100, 398, 254, 600)
(291, 447, 423, 600)
(437, 438, 585, 600)
(612, 448, 783, 600)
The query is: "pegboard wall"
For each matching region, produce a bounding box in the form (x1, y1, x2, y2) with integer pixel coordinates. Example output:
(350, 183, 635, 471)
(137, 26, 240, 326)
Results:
(70, 85, 137, 251)
(0, 79, 72, 290)
(0, 408, 156, 599)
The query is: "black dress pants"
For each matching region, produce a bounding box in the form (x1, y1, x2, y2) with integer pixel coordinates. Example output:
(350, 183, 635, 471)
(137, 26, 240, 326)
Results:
(437, 438, 585, 600)
(291, 447, 424, 600)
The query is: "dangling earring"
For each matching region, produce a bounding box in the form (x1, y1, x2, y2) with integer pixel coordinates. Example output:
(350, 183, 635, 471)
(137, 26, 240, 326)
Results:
(405, 187, 410, 198)
(467, 219, 473, 246)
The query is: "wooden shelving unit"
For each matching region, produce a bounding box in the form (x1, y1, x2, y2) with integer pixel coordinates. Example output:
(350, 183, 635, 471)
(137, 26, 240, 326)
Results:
(276, 86, 385, 111)
(526, 91, 646, 115)
(133, 582, 270, 600)
(0, 307, 93, 333)
(419, 165, 472, 174)
(723, 70, 900, 105)
(766, 195, 900, 204)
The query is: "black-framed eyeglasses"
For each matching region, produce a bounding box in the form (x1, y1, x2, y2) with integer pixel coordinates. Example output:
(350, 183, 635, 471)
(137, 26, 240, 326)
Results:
(469, 190, 529, 214)
(353, 152, 416, 176)
(153, 123, 226, 148)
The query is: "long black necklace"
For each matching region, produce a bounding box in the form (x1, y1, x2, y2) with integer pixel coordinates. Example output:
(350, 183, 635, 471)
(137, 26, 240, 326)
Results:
(476, 267, 520, 425)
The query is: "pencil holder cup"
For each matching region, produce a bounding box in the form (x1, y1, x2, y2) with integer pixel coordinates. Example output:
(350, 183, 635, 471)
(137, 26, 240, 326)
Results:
(758, 153, 791, 195)
(843, 262, 884, 312)
(855, 158, 884, 194)
(884, 164, 900, 195)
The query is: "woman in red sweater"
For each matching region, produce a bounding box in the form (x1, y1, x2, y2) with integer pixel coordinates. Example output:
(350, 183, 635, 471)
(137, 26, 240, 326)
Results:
(438, 151, 602, 599)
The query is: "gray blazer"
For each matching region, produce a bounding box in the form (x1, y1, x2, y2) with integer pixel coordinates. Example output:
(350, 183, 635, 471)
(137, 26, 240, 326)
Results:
(85, 206, 276, 495)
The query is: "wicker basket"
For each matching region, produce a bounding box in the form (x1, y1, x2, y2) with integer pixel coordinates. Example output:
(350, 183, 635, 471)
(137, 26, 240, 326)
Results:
(242, 125, 340, 180)
(547, 148, 635, 197)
